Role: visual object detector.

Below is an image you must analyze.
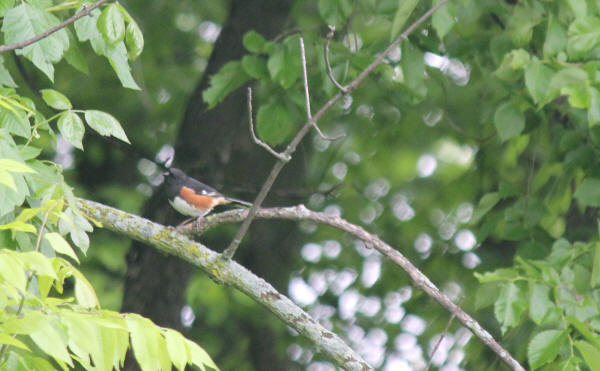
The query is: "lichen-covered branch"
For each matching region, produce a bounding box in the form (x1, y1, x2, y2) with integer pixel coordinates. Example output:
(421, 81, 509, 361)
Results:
(76, 198, 372, 371)
(188, 206, 525, 371)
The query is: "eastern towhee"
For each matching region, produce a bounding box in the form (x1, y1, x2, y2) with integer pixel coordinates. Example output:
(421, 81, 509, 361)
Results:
(164, 168, 252, 219)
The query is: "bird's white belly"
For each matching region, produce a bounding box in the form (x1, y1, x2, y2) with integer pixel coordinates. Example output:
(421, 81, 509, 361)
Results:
(170, 196, 208, 217)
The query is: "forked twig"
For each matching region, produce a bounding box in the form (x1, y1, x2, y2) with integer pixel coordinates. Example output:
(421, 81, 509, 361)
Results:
(300, 37, 344, 141)
(247, 87, 290, 162)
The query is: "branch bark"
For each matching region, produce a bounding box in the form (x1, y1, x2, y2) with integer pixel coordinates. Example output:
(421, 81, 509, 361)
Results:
(76, 198, 372, 371)
(189, 206, 526, 371)
(0, 0, 110, 54)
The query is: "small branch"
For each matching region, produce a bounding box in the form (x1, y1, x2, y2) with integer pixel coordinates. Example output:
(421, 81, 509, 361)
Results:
(223, 1, 450, 259)
(76, 198, 372, 371)
(247, 87, 290, 162)
(193, 206, 525, 371)
(324, 26, 348, 93)
(301, 37, 343, 141)
(0, 0, 110, 54)
(425, 296, 464, 371)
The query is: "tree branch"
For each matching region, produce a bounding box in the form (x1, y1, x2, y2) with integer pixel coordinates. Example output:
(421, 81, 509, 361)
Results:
(76, 198, 372, 371)
(223, 0, 450, 258)
(0, 0, 110, 54)
(190, 206, 526, 371)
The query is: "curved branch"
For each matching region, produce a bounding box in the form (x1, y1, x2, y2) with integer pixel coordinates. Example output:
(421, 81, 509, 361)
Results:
(0, 0, 110, 54)
(76, 198, 372, 371)
(189, 206, 525, 371)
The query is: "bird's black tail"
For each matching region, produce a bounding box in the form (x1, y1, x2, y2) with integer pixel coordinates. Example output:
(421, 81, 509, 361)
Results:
(226, 197, 253, 207)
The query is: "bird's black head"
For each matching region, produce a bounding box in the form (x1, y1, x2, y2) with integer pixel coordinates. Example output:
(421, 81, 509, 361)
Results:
(163, 168, 187, 198)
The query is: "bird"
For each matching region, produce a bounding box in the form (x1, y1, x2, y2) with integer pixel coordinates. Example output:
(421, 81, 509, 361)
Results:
(163, 168, 252, 221)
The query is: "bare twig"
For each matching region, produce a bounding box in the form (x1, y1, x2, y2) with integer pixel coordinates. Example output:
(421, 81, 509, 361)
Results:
(324, 25, 348, 93)
(426, 296, 464, 371)
(300, 37, 343, 141)
(0, 0, 110, 54)
(223, 0, 450, 259)
(247, 87, 290, 162)
(192, 206, 525, 371)
(76, 198, 372, 371)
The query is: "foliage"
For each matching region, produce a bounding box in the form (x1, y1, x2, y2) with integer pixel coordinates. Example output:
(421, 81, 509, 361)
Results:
(0, 1, 217, 370)
(200, 0, 600, 369)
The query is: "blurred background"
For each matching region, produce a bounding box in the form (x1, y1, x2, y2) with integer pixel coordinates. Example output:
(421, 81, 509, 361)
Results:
(18, 0, 547, 369)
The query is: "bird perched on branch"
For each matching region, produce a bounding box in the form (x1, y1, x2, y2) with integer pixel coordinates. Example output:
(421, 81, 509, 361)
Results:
(164, 168, 252, 220)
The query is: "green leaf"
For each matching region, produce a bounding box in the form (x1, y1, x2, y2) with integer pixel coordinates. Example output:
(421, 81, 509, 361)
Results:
(528, 330, 566, 369)
(30, 321, 74, 367)
(2, 3, 69, 81)
(318, 0, 353, 28)
(164, 329, 189, 371)
(0, 105, 29, 138)
(127, 314, 170, 371)
(267, 36, 302, 88)
(568, 0, 587, 18)
(574, 178, 600, 207)
(529, 284, 553, 324)
(73, 269, 99, 308)
(202, 61, 250, 108)
(44, 232, 79, 263)
(57, 111, 85, 150)
(589, 88, 600, 127)
(507, 4, 543, 47)
(126, 21, 144, 60)
(568, 16, 600, 59)
(63, 29, 89, 74)
(401, 42, 426, 99)
(390, 0, 419, 41)
(242, 55, 269, 79)
(0, 0, 14, 17)
(470, 192, 500, 225)
(494, 282, 526, 333)
(84, 110, 130, 144)
(0, 55, 16, 88)
(98, 4, 126, 45)
(543, 15, 567, 57)
(40, 89, 72, 110)
(187, 339, 219, 370)
(256, 100, 293, 145)
(494, 101, 525, 142)
(107, 42, 140, 90)
(591, 242, 600, 288)
(0, 333, 30, 352)
(561, 83, 591, 108)
(0, 252, 26, 291)
(524, 61, 553, 107)
(243, 30, 266, 53)
(432, 0, 454, 40)
(568, 316, 600, 349)
(575, 341, 600, 370)
(0, 169, 16, 191)
(0, 158, 36, 174)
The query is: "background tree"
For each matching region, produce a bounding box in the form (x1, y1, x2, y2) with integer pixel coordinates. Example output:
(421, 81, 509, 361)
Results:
(2, 0, 600, 370)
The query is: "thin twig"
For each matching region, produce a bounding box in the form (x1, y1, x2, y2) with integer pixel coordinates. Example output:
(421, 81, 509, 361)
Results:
(324, 25, 348, 93)
(300, 37, 343, 141)
(222, 0, 450, 259)
(192, 206, 525, 371)
(0, 0, 110, 54)
(247, 87, 290, 161)
(425, 296, 465, 371)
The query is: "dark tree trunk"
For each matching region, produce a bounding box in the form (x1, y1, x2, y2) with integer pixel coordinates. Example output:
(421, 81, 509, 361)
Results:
(122, 1, 302, 370)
